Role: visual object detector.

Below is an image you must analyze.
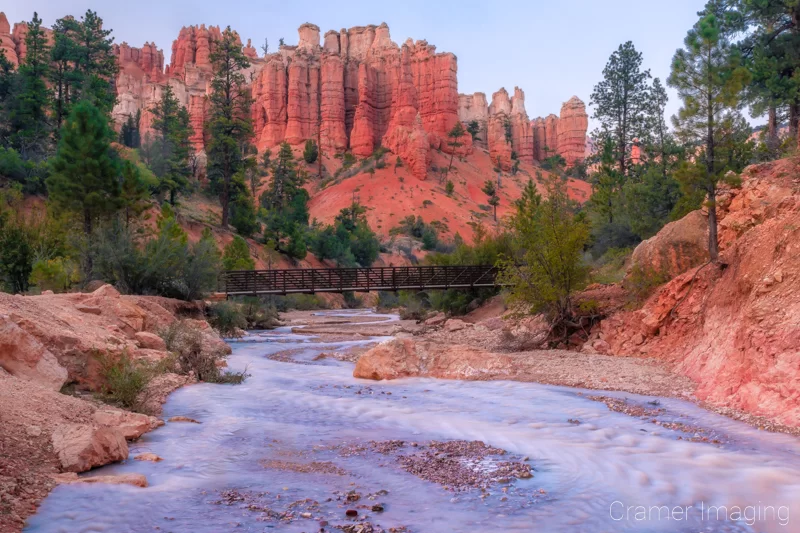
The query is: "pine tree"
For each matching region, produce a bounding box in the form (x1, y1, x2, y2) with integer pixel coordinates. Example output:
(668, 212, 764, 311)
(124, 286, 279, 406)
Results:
(260, 143, 308, 249)
(49, 16, 81, 133)
(119, 159, 150, 228)
(207, 27, 253, 227)
(669, 0, 750, 261)
(222, 235, 255, 270)
(444, 121, 465, 181)
(147, 84, 194, 204)
(47, 101, 121, 235)
(466, 120, 481, 141)
(74, 10, 118, 114)
(119, 110, 141, 148)
(303, 139, 318, 164)
(8, 12, 52, 160)
(482, 180, 500, 221)
(590, 41, 652, 178)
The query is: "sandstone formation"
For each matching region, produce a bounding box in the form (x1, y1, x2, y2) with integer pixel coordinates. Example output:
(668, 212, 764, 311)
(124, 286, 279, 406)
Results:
(458, 92, 488, 150)
(592, 158, 800, 426)
(0, 12, 18, 67)
(556, 96, 589, 166)
(627, 210, 709, 281)
(457, 88, 588, 168)
(0, 315, 67, 390)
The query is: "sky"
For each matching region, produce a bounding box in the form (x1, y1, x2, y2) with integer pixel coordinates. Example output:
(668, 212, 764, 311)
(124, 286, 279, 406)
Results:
(4, 0, 717, 130)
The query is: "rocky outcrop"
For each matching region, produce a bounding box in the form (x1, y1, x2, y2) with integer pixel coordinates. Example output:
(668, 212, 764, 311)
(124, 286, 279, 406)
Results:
(0, 12, 18, 67)
(595, 158, 800, 426)
(0, 315, 67, 390)
(487, 89, 513, 171)
(458, 92, 488, 150)
(509, 87, 534, 164)
(0, 284, 226, 390)
(557, 96, 589, 166)
(533, 114, 560, 161)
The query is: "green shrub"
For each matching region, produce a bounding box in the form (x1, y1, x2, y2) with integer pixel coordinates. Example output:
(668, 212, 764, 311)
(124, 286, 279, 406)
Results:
(376, 291, 400, 311)
(160, 319, 247, 384)
(94, 350, 155, 412)
(625, 263, 670, 304)
(222, 235, 255, 270)
(303, 139, 318, 164)
(29, 257, 80, 293)
(239, 296, 280, 329)
(208, 301, 247, 338)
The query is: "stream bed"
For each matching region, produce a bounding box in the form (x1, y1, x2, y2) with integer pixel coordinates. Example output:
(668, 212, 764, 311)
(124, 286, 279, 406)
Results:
(26, 310, 800, 532)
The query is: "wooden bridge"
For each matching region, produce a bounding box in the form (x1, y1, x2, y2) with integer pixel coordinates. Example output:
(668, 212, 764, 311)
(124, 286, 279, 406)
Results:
(219, 265, 502, 296)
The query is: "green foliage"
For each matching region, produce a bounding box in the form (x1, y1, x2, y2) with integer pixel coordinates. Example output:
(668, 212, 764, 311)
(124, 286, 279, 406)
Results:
(669, 1, 751, 260)
(94, 209, 220, 300)
(238, 296, 280, 329)
(503, 117, 513, 144)
(481, 180, 500, 221)
(303, 139, 318, 164)
(208, 301, 247, 338)
(499, 176, 590, 320)
(444, 121, 466, 181)
(260, 142, 309, 251)
(94, 350, 153, 412)
(119, 110, 141, 149)
(222, 235, 255, 270)
(625, 263, 671, 304)
(119, 160, 150, 227)
(466, 120, 481, 141)
(445, 180, 455, 196)
(590, 41, 652, 177)
(160, 319, 244, 383)
(311, 200, 380, 266)
(47, 100, 121, 235)
(207, 27, 254, 227)
(29, 256, 79, 292)
(229, 175, 260, 237)
(143, 84, 194, 204)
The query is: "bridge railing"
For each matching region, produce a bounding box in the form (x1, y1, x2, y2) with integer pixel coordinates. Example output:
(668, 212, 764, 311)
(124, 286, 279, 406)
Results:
(219, 265, 501, 296)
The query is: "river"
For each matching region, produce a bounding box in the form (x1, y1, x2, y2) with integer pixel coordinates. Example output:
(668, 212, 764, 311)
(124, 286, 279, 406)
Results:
(26, 310, 800, 532)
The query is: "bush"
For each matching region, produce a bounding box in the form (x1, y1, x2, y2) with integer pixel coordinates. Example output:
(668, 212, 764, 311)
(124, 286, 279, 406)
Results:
(239, 296, 280, 329)
(445, 180, 455, 196)
(94, 350, 158, 412)
(343, 291, 362, 309)
(625, 263, 670, 304)
(376, 291, 400, 311)
(29, 257, 80, 293)
(208, 301, 247, 338)
(160, 319, 247, 384)
(273, 293, 328, 311)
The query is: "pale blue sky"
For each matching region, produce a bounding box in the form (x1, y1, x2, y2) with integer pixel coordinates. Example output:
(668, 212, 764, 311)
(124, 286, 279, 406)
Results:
(4, 0, 715, 129)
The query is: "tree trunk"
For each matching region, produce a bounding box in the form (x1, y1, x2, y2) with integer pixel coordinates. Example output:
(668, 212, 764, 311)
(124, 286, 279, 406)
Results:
(221, 181, 229, 227)
(707, 185, 719, 262)
(768, 105, 778, 150)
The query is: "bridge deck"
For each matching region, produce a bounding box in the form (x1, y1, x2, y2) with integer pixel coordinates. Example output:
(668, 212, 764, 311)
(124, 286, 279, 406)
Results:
(219, 265, 502, 296)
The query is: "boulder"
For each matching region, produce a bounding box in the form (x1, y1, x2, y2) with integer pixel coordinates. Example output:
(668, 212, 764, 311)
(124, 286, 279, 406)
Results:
(627, 210, 709, 281)
(51, 424, 129, 473)
(134, 453, 163, 462)
(0, 315, 67, 391)
(135, 331, 167, 351)
(93, 409, 164, 440)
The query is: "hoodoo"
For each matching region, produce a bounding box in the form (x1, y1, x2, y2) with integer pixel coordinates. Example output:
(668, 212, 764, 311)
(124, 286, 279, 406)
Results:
(105, 22, 587, 181)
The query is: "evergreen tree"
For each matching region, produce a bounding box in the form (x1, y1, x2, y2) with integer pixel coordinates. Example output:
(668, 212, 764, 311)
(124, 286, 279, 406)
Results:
(49, 16, 82, 133)
(669, 0, 750, 261)
(740, 0, 800, 146)
(8, 13, 52, 160)
(260, 142, 308, 249)
(303, 139, 318, 164)
(590, 41, 652, 178)
(222, 235, 255, 270)
(119, 110, 141, 148)
(466, 120, 481, 141)
(119, 159, 150, 228)
(499, 175, 590, 326)
(207, 27, 253, 227)
(47, 101, 121, 235)
(444, 121, 465, 181)
(481, 179, 500, 221)
(147, 84, 194, 203)
(73, 10, 117, 114)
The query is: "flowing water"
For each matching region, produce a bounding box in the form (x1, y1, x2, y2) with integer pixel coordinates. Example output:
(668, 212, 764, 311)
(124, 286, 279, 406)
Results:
(26, 310, 800, 533)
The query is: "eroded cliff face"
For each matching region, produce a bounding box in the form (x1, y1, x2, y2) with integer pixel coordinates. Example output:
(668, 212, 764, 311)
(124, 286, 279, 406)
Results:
(589, 158, 800, 426)
(0, 10, 589, 181)
(457, 86, 588, 169)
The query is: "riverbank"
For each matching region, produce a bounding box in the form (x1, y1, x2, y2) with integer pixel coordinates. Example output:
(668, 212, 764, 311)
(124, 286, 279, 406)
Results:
(0, 286, 229, 533)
